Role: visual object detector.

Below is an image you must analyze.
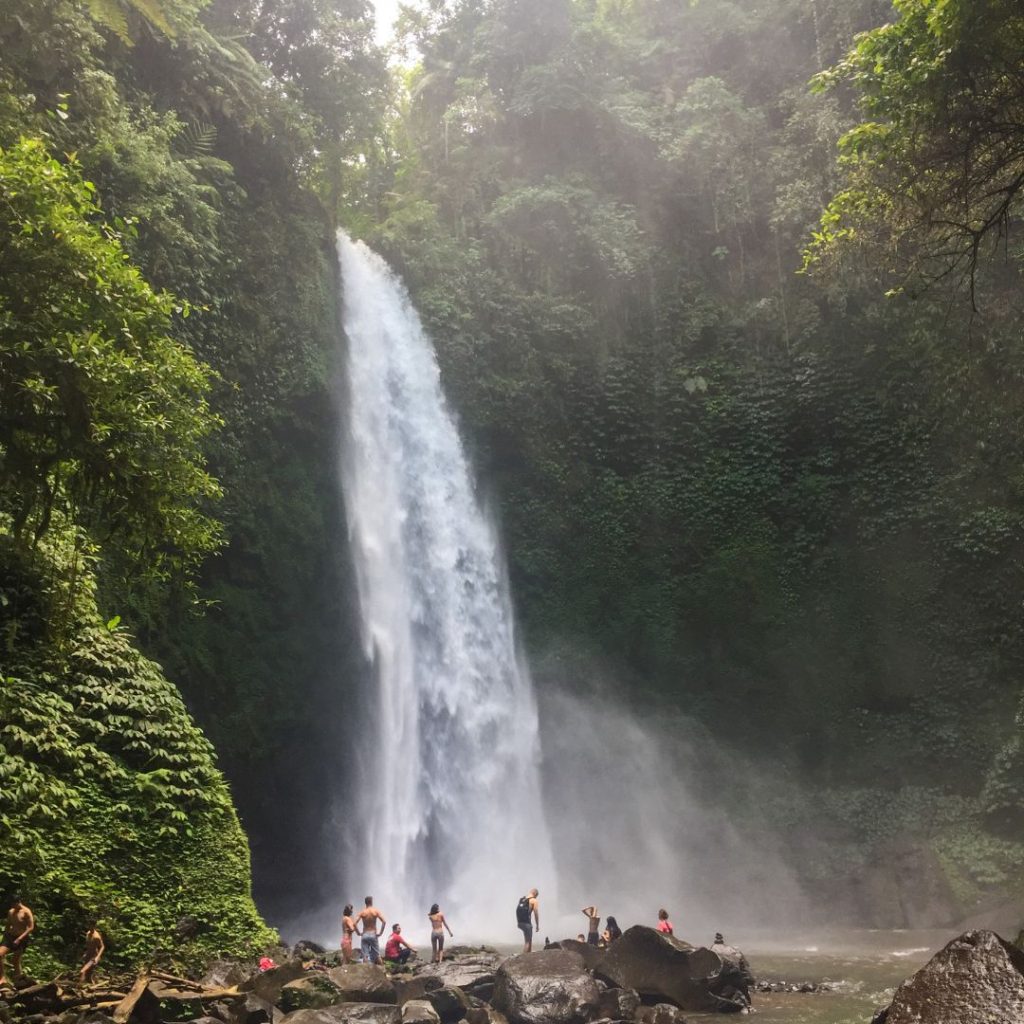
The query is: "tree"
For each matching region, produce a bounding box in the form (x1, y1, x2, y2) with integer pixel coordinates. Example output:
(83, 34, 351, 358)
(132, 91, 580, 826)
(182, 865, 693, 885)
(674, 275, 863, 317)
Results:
(805, 0, 1024, 308)
(0, 137, 222, 578)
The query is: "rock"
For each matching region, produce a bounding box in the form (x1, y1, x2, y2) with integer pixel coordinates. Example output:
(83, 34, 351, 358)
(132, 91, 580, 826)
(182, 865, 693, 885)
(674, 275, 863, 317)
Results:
(294, 942, 327, 959)
(74, 1014, 114, 1024)
(464, 1008, 508, 1024)
(492, 951, 600, 1024)
(245, 963, 307, 1005)
(327, 966, 397, 1006)
(594, 927, 745, 1014)
(425, 989, 468, 1024)
(554, 942, 603, 973)
(279, 1004, 401, 1024)
(416, 955, 502, 1001)
(281, 977, 345, 1013)
(393, 978, 443, 1006)
(875, 929, 1024, 1024)
(226, 993, 277, 1024)
(203, 961, 252, 990)
(400, 1002, 440, 1024)
(187, 1018, 225, 1024)
(596, 988, 639, 1021)
(636, 1004, 688, 1024)
(175, 916, 207, 941)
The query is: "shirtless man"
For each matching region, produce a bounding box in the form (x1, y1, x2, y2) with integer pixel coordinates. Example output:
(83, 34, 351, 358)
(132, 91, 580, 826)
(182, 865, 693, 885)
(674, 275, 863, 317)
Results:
(79, 922, 104, 985)
(581, 906, 600, 946)
(517, 889, 540, 953)
(356, 896, 386, 964)
(0, 896, 34, 987)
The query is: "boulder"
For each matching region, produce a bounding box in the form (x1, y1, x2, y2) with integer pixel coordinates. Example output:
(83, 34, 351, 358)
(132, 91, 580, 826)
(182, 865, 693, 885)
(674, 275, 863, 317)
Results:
(280, 977, 345, 1013)
(279, 1005, 401, 1024)
(400, 1002, 440, 1024)
(226, 993, 277, 1024)
(492, 951, 600, 1024)
(416, 955, 502, 1002)
(245, 963, 307, 1005)
(187, 1019, 225, 1024)
(596, 988, 639, 1021)
(202, 961, 252, 990)
(874, 929, 1024, 1024)
(327, 966, 398, 1006)
(594, 927, 744, 1013)
(464, 1009, 508, 1024)
(555, 942, 603, 973)
(636, 1005, 687, 1024)
(393, 978, 443, 1006)
(425, 989, 469, 1024)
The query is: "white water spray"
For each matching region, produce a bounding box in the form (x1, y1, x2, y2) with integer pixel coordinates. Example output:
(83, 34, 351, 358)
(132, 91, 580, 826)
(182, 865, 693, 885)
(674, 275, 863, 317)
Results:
(337, 231, 557, 938)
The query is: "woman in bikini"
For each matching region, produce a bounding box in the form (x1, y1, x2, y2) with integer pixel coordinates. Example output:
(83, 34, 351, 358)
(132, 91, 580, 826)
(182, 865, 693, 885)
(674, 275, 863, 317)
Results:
(341, 904, 357, 963)
(428, 904, 454, 963)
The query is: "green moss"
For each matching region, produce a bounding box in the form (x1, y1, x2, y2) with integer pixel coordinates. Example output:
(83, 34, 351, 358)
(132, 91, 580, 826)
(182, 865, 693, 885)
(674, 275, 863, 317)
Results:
(0, 537, 275, 976)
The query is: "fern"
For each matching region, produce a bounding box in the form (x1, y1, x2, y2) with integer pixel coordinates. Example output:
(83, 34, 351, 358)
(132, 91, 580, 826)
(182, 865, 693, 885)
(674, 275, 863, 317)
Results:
(177, 121, 218, 157)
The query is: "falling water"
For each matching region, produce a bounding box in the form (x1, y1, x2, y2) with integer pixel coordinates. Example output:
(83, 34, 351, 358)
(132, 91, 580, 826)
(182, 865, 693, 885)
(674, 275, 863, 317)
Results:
(337, 231, 557, 937)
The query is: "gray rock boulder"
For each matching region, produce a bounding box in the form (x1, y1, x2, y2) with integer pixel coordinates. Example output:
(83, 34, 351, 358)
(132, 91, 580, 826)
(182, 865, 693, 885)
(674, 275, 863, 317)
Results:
(596, 988, 639, 1021)
(202, 961, 251, 990)
(417, 954, 502, 1002)
(245, 963, 307, 1006)
(425, 988, 469, 1024)
(400, 1002, 440, 1024)
(874, 929, 1024, 1024)
(327, 966, 398, 1006)
(279, 1004, 401, 1024)
(554, 942, 603, 973)
(394, 978, 443, 1006)
(492, 951, 600, 1024)
(636, 1004, 687, 1024)
(280, 977, 345, 1013)
(464, 1008, 508, 1024)
(594, 927, 743, 1013)
(226, 993, 278, 1024)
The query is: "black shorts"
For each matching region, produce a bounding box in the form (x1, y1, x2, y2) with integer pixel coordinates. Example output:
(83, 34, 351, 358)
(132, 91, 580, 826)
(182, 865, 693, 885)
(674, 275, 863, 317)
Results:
(1, 931, 29, 951)
(587, 932, 599, 945)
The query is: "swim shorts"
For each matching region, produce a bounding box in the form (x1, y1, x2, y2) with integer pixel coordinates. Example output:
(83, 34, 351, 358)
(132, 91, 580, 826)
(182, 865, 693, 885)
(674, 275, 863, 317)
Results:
(361, 933, 380, 963)
(518, 922, 533, 943)
(1, 931, 29, 951)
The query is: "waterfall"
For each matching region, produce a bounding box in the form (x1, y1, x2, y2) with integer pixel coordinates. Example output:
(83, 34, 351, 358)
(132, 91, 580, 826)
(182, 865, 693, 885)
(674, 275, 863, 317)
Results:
(337, 231, 557, 938)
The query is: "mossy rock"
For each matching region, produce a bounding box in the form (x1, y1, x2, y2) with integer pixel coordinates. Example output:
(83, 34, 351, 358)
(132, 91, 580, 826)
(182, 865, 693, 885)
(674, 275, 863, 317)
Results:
(281, 976, 346, 1012)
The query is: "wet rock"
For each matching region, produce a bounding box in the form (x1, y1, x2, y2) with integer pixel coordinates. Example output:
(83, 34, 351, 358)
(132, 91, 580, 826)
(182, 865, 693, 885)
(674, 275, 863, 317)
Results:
(596, 988, 639, 1021)
(226, 993, 277, 1024)
(187, 1018, 225, 1024)
(425, 988, 469, 1024)
(400, 1001, 440, 1024)
(492, 951, 600, 1024)
(875, 929, 1024, 1024)
(279, 1004, 401, 1024)
(281, 977, 345, 1013)
(464, 1007, 508, 1024)
(555, 942, 603, 973)
(394, 978, 444, 1005)
(326, 966, 398, 1006)
(245, 962, 307, 1005)
(636, 1003, 688, 1024)
(417, 955, 502, 1002)
(594, 927, 744, 1014)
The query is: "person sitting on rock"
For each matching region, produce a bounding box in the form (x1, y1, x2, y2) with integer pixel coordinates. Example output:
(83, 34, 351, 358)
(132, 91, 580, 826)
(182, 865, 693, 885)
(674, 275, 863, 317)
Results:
(357, 896, 386, 964)
(79, 921, 104, 985)
(383, 924, 413, 966)
(603, 916, 622, 944)
(656, 908, 674, 936)
(428, 904, 453, 963)
(581, 906, 600, 946)
(0, 895, 34, 987)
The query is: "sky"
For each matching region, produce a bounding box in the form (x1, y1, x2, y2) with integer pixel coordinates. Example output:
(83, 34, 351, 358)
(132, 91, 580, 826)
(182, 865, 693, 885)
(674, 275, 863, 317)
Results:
(369, 0, 402, 43)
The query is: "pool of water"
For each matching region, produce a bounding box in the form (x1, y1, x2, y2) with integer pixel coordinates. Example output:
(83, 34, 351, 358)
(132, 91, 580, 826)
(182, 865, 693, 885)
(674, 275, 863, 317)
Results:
(689, 931, 944, 1024)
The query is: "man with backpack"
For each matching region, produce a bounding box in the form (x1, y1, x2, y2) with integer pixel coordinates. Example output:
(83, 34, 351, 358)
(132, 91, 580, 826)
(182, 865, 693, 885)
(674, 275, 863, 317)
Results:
(515, 889, 540, 952)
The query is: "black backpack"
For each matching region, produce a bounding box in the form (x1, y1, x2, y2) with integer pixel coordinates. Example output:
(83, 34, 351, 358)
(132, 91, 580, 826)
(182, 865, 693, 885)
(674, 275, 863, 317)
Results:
(515, 896, 531, 924)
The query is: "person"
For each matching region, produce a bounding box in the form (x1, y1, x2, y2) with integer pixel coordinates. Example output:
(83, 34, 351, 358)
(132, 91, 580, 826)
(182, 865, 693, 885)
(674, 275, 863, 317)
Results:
(656, 908, 673, 936)
(383, 924, 413, 966)
(516, 889, 540, 953)
(79, 921, 104, 985)
(427, 904, 453, 963)
(0, 896, 34, 987)
(576, 934, 585, 942)
(581, 906, 600, 946)
(341, 905, 358, 964)
(603, 916, 622, 944)
(356, 896, 386, 964)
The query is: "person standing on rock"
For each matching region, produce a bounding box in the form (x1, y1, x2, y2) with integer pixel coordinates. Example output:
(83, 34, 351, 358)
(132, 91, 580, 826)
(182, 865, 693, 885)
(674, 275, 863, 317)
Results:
(0, 895, 34, 987)
(357, 895, 386, 964)
(341, 904, 358, 963)
(581, 906, 600, 946)
(383, 923, 413, 966)
(428, 904, 453, 963)
(79, 921, 104, 985)
(516, 888, 540, 952)
(656, 908, 674, 936)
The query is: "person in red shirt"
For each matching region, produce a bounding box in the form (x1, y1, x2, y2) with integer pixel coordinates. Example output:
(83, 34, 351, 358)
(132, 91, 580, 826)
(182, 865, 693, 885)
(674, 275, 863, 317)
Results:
(383, 923, 413, 965)
(656, 908, 674, 936)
